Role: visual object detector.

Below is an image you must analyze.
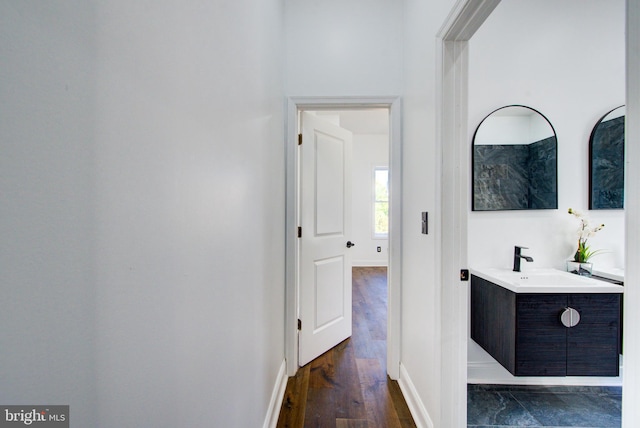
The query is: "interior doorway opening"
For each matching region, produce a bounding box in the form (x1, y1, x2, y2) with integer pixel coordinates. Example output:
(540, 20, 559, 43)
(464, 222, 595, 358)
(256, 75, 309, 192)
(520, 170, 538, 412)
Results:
(285, 97, 402, 379)
(296, 109, 389, 366)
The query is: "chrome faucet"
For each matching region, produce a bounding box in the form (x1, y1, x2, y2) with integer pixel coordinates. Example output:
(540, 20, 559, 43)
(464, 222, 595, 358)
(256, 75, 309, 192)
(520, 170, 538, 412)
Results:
(513, 246, 534, 272)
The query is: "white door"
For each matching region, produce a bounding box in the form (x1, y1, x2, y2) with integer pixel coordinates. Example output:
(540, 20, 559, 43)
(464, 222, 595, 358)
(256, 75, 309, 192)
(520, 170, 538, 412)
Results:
(298, 112, 353, 366)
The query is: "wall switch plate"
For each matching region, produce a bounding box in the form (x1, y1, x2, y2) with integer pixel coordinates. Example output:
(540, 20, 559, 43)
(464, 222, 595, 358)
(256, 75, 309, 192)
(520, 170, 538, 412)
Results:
(421, 211, 428, 234)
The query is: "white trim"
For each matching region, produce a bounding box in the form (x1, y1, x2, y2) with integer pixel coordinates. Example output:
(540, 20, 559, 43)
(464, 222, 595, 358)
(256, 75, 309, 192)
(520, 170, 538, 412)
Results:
(387, 97, 403, 380)
(398, 363, 434, 428)
(263, 360, 288, 428)
(438, 0, 501, 41)
(623, 0, 640, 426)
(436, 1, 501, 427)
(285, 98, 299, 375)
(285, 96, 402, 380)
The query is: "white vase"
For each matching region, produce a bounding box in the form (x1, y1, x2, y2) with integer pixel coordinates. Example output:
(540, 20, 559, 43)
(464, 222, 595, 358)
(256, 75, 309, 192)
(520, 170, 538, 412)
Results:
(566, 260, 593, 277)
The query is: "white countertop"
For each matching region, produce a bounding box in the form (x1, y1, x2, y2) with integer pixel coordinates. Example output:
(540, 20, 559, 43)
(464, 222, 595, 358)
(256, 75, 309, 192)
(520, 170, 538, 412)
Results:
(470, 267, 624, 294)
(592, 267, 625, 283)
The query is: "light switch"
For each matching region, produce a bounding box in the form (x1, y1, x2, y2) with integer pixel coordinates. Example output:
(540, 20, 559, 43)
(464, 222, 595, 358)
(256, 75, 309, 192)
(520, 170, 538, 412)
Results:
(421, 212, 428, 234)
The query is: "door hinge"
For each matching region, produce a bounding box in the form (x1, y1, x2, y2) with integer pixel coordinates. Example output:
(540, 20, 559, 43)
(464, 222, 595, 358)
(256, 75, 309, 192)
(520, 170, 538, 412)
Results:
(297, 227, 302, 238)
(297, 319, 302, 330)
(460, 269, 470, 281)
(298, 133, 302, 145)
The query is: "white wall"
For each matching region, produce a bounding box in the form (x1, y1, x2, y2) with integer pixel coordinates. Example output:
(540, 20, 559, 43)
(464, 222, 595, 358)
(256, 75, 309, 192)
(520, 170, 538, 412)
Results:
(352, 134, 389, 266)
(475, 112, 555, 145)
(1, 1, 285, 426)
(0, 0, 97, 417)
(468, 0, 626, 272)
(402, 0, 459, 425)
(285, 0, 403, 96)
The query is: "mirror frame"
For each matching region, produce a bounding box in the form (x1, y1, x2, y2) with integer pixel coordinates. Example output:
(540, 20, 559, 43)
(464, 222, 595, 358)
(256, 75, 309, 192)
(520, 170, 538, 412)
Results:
(472, 105, 558, 211)
(589, 105, 625, 210)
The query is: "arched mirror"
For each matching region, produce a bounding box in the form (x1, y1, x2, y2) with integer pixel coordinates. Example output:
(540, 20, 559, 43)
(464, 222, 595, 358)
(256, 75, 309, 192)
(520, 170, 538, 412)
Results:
(589, 105, 625, 209)
(472, 105, 558, 211)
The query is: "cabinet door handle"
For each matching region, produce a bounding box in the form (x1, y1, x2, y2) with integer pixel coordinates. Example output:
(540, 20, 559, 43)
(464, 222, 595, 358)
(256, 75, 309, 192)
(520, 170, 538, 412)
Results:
(560, 307, 581, 328)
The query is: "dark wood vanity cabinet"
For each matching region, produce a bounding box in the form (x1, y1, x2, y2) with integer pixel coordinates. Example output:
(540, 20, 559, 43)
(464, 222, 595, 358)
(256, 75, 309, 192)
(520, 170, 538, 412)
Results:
(471, 275, 621, 377)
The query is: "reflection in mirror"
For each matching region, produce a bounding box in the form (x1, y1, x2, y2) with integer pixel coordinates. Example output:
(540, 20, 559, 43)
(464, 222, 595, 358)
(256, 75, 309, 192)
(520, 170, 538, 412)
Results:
(590, 106, 625, 209)
(472, 105, 558, 211)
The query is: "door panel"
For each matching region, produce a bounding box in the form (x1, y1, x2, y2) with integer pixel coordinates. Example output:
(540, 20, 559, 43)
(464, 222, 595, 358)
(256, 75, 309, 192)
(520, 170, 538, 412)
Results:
(314, 256, 345, 330)
(315, 132, 344, 235)
(299, 112, 353, 366)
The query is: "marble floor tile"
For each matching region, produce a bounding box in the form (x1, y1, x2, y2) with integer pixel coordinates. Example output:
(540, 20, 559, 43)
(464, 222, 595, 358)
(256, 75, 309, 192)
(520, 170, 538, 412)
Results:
(467, 390, 540, 426)
(468, 385, 622, 428)
(511, 390, 621, 427)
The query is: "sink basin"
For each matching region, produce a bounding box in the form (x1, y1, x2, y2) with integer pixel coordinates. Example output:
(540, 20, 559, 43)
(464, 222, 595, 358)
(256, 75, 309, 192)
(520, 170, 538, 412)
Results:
(470, 267, 624, 293)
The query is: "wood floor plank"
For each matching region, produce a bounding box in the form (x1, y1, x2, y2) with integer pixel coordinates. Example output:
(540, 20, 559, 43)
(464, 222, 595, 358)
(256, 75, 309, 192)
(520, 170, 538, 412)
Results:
(276, 365, 310, 428)
(333, 339, 368, 420)
(387, 377, 417, 427)
(308, 349, 336, 389)
(304, 386, 336, 428)
(352, 305, 375, 358)
(335, 418, 370, 428)
(357, 358, 403, 428)
(276, 267, 416, 428)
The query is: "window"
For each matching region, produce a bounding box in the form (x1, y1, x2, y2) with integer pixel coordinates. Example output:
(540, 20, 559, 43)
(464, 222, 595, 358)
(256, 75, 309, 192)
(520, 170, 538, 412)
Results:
(374, 167, 389, 238)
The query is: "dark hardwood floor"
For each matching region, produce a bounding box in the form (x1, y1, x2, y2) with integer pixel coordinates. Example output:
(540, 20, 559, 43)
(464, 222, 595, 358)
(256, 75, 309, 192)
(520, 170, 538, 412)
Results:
(276, 267, 417, 428)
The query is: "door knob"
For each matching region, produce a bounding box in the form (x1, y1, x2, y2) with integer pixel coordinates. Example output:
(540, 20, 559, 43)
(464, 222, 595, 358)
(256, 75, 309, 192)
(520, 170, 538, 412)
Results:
(346, 241, 355, 248)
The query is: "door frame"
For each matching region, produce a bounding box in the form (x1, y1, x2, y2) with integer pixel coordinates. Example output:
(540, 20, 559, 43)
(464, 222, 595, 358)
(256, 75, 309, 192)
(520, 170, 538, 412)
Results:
(435, 1, 501, 426)
(624, 2, 640, 425)
(285, 96, 402, 379)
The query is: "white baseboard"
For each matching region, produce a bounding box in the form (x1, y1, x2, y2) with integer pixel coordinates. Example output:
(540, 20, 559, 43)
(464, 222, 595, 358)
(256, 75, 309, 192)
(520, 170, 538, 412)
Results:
(398, 363, 434, 428)
(263, 359, 288, 428)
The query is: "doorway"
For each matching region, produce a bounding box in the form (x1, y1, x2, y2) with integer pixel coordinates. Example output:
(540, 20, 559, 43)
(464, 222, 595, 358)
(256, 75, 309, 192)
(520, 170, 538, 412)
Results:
(438, 0, 638, 426)
(284, 97, 402, 379)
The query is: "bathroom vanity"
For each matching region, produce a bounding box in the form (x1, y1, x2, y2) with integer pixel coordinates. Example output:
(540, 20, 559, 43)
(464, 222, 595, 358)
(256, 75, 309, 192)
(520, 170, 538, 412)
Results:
(470, 268, 623, 377)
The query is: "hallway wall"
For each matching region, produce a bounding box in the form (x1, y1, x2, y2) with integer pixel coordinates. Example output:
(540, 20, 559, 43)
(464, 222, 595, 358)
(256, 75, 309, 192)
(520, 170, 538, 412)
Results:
(0, 1, 286, 426)
(5, 1, 632, 427)
(284, 0, 403, 96)
(0, 1, 98, 420)
(93, 2, 286, 426)
(401, 1, 461, 425)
